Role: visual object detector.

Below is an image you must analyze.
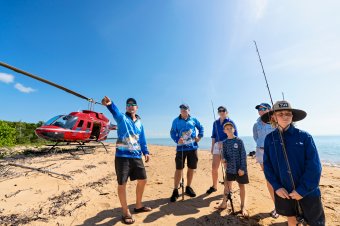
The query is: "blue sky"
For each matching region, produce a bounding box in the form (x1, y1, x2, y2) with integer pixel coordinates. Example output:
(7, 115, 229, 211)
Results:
(1, 0, 340, 137)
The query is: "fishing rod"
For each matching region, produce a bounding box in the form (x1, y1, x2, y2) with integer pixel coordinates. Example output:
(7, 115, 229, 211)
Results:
(253, 41, 306, 225)
(180, 144, 185, 201)
(211, 100, 235, 214)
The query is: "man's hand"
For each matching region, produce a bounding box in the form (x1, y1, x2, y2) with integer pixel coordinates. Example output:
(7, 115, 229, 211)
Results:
(276, 188, 290, 199)
(238, 169, 245, 176)
(178, 138, 184, 144)
(144, 154, 150, 163)
(195, 137, 201, 143)
(101, 96, 112, 106)
(289, 190, 303, 200)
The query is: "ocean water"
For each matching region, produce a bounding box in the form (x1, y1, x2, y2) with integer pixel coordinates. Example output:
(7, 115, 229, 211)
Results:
(144, 136, 340, 167)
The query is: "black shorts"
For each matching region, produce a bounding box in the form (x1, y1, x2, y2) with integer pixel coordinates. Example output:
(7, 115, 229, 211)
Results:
(226, 173, 249, 184)
(175, 150, 198, 170)
(274, 193, 325, 225)
(115, 157, 147, 185)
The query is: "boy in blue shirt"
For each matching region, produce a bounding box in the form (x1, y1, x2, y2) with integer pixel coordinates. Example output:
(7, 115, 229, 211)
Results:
(170, 104, 204, 202)
(102, 96, 151, 225)
(262, 100, 325, 226)
(216, 122, 249, 217)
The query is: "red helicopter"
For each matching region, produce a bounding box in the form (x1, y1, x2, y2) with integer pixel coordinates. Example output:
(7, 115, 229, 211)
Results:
(0, 62, 116, 152)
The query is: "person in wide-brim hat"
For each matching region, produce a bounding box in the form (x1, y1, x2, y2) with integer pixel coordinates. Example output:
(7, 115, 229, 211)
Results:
(262, 100, 325, 225)
(261, 100, 307, 124)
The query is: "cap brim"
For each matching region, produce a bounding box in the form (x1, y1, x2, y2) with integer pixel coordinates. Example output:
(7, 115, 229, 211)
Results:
(260, 109, 307, 123)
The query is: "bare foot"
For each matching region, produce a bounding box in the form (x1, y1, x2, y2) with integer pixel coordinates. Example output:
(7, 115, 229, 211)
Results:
(241, 207, 249, 218)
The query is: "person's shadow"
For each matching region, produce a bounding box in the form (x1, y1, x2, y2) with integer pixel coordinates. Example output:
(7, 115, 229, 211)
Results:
(177, 211, 287, 226)
(77, 193, 223, 225)
(142, 193, 223, 224)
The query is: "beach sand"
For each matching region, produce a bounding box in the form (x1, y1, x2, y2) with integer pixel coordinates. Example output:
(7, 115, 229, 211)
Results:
(0, 144, 339, 225)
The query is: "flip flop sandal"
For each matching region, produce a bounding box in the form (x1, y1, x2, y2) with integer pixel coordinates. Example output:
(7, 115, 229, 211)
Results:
(121, 215, 135, 225)
(214, 205, 227, 210)
(270, 209, 279, 219)
(134, 206, 152, 213)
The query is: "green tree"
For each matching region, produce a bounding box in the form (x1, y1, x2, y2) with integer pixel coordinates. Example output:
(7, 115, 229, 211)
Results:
(0, 121, 16, 146)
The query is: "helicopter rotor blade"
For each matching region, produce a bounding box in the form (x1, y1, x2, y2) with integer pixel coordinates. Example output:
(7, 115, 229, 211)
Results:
(0, 61, 102, 105)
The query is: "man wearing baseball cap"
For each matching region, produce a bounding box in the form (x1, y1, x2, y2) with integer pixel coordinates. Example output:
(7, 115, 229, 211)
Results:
(102, 96, 151, 224)
(169, 103, 204, 202)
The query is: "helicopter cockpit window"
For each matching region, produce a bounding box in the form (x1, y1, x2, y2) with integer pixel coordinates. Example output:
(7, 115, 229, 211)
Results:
(44, 115, 62, 126)
(51, 115, 78, 129)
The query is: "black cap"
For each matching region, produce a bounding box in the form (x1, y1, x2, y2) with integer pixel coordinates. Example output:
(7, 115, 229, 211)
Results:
(126, 98, 137, 105)
(218, 106, 227, 111)
(179, 104, 189, 110)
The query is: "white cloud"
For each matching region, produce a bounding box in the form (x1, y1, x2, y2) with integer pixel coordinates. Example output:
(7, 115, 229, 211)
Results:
(0, 72, 14, 84)
(14, 83, 36, 93)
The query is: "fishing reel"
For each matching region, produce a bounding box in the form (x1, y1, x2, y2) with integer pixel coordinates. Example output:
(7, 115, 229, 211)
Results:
(296, 214, 307, 225)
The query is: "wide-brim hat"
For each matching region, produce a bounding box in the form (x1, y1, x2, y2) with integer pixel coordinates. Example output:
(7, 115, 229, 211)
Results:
(261, 100, 307, 123)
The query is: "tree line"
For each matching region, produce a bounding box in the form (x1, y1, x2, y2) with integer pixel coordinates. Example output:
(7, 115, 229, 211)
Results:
(0, 120, 48, 147)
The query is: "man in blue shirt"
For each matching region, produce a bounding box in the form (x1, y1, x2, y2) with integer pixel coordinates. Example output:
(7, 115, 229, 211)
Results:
(102, 96, 151, 224)
(253, 102, 277, 218)
(262, 100, 325, 226)
(170, 104, 204, 202)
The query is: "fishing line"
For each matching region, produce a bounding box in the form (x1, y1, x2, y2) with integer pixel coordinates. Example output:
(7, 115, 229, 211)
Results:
(253, 41, 306, 225)
(211, 100, 235, 214)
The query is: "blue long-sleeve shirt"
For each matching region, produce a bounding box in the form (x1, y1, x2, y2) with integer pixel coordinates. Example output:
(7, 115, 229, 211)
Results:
(170, 115, 204, 151)
(107, 102, 149, 158)
(222, 137, 247, 174)
(263, 125, 322, 198)
(211, 118, 238, 142)
(253, 117, 275, 148)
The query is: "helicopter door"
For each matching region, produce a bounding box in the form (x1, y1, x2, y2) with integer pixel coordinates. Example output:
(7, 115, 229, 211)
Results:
(90, 122, 101, 140)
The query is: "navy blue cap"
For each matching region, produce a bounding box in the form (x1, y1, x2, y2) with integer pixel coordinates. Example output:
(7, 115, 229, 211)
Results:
(126, 98, 137, 105)
(255, 103, 271, 110)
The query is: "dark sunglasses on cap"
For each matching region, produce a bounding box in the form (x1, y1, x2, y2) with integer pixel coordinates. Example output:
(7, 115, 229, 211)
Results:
(258, 107, 267, 111)
(126, 103, 137, 107)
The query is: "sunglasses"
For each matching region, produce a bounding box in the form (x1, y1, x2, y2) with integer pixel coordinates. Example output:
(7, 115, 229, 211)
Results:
(126, 103, 137, 107)
(258, 107, 267, 112)
(275, 112, 293, 117)
(218, 109, 226, 113)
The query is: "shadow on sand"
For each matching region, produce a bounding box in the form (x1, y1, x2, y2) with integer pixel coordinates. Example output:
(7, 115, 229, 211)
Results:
(78, 194, 287, 226)
(78, 193, 223, 225)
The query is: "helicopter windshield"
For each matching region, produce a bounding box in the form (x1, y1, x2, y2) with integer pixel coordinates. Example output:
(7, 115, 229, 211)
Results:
(45, 115, 78, 129)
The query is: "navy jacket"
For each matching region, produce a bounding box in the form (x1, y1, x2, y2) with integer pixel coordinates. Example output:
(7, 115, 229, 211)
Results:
(264, 125, 322, 197)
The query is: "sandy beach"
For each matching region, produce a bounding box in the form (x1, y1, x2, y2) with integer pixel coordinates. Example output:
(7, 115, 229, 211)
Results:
(0, 144, 339, 226)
